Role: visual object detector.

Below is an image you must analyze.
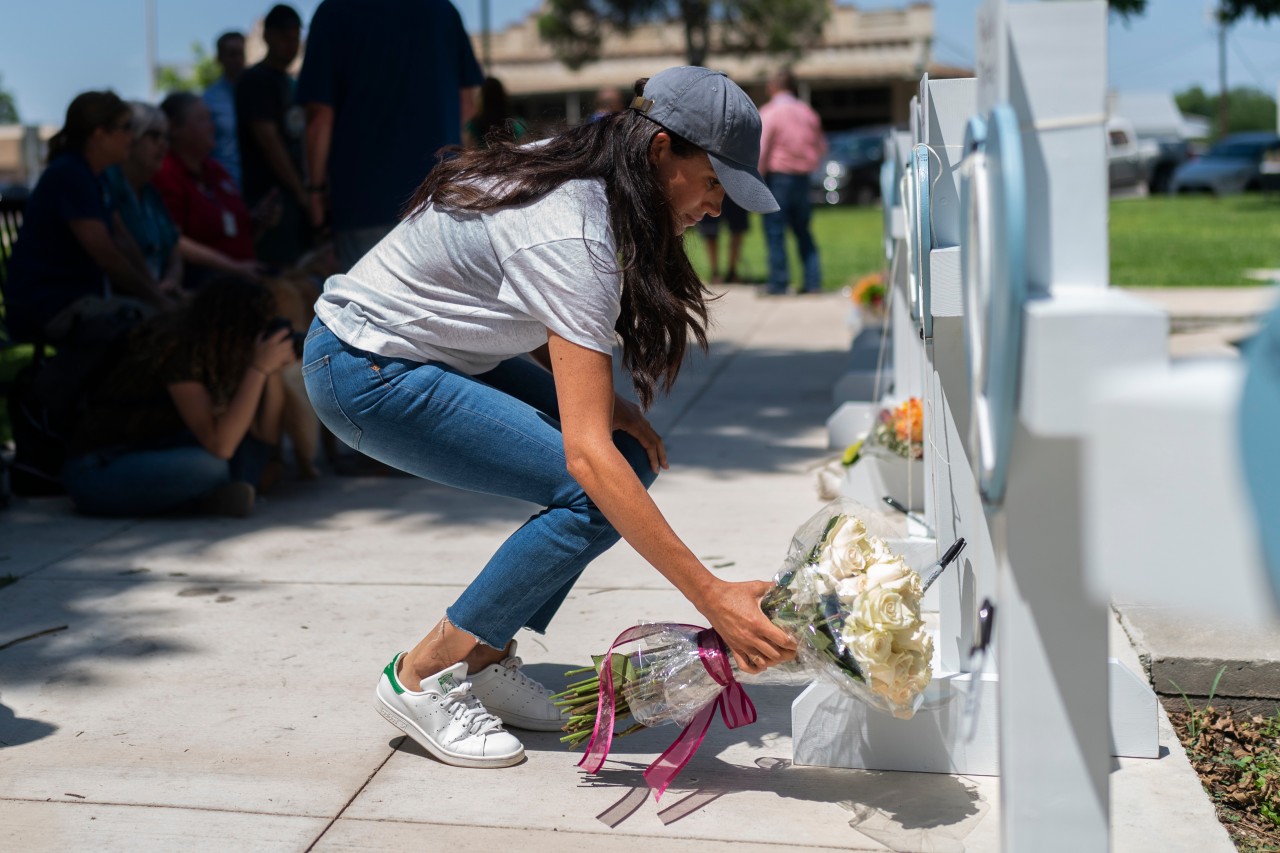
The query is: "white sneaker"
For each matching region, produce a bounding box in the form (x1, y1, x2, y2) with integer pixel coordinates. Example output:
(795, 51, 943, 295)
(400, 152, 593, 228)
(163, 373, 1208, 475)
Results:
(374, 654, 524, 768)
(468, 640, 567, 732)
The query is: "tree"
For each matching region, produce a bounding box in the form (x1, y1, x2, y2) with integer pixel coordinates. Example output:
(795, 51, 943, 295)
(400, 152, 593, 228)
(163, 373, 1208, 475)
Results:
(155, 42, 221, 95)
(1176, 85, 1277, 137)
(0, 73, 19, 125)
(1107, 0, 1148, 19)
(538, 0, 829, 72)
(1109, 0, 1280, 20)
(1218, 0, 1280, 23)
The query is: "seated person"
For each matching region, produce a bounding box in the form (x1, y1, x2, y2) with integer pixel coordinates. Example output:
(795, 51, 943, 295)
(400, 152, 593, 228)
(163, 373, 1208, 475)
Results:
(102, 101, 183, 295)
(5, 90, 171, 343)
(154, 92, 271, 289)
(62, 276, 297, 518)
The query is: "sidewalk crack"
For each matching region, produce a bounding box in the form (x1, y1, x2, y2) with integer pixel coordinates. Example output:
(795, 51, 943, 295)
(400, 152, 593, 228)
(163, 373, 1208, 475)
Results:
(304, 737, 403, 851)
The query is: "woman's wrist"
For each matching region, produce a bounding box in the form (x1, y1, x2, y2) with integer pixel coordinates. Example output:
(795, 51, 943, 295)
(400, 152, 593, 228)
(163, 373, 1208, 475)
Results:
(683, 569, 721, 615)
(248, 363, 271, 378)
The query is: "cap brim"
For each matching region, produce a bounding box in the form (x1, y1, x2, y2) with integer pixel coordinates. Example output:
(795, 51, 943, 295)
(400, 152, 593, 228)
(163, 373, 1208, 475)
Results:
(709, 151, 779, 214)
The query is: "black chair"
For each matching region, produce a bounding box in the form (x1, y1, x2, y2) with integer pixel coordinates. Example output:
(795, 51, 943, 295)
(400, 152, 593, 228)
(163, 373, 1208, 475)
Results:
(0, 195, 28, 505)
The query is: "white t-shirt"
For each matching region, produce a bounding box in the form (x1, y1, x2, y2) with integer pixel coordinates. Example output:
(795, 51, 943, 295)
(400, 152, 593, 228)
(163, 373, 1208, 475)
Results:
(315, 177, 620, 375)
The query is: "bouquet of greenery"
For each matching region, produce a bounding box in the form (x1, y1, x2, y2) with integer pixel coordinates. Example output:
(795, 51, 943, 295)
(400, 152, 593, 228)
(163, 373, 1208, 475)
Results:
(558, 499, 964, 795)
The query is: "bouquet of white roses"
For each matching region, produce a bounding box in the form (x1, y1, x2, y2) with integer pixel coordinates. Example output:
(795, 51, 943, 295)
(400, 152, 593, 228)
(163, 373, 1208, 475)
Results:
(761, 498, 959, 718)
(559, 499, 964, 794)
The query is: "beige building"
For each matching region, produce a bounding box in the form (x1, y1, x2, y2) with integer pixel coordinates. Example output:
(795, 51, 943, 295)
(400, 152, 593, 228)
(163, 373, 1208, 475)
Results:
(475, 1, 969, 131)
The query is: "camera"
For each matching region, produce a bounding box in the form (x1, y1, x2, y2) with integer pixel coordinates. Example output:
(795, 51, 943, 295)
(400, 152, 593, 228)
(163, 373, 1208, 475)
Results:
(264, 316, 306, 358)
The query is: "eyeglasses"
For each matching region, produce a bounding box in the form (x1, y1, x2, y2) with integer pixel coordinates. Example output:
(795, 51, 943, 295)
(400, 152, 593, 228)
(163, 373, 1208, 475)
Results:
(110, 119, 133, 134)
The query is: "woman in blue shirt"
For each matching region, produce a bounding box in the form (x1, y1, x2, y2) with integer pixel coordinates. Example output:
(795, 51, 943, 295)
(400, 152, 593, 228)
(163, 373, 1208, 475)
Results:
(5, 91, 172, 344)
(103, 102, 182, 292)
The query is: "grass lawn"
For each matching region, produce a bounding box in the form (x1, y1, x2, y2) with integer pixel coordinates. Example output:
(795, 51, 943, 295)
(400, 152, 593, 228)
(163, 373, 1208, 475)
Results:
(1110, 194, 1280, 286)
(687, 194, 1280, 290)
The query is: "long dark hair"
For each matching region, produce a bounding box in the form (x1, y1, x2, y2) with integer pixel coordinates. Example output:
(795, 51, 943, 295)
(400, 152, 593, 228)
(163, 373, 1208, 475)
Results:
(406, 79, 711, 409)
(131, 277, 276, 405)
(47, 90, 130, 162)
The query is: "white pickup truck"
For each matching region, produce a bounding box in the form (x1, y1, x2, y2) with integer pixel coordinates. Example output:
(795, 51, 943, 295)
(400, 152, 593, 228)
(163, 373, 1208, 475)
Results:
(1107, 117, 1160, 193)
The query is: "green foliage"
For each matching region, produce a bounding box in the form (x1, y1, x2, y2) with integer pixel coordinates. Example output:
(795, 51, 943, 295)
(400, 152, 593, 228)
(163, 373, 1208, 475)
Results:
(1176, 86, 1278, 137)
(0, 72, 18, 124)
(1113, 0, 1280, 21)
(155, 41, 222, 95)
(1219, 0, 1280, 23)
(538, 0, 828, 70)
(1108, 0, 1148, 19)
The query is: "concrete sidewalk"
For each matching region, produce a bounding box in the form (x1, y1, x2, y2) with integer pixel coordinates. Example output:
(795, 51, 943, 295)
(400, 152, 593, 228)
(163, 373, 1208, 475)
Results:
(0, 287, 1231, 851)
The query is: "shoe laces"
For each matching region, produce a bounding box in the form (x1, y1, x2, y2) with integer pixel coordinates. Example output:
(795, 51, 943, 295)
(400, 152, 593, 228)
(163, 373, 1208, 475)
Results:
(499, 656, 548, 696)
(440, 683, 505, 737)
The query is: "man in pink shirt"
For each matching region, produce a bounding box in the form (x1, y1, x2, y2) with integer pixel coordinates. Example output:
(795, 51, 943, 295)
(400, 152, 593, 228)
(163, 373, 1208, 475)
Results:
(758, 69, 827, 294)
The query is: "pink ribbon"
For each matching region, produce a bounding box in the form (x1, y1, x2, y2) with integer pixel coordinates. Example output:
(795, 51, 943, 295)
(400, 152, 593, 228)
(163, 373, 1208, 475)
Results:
(578, 624, 757, 801)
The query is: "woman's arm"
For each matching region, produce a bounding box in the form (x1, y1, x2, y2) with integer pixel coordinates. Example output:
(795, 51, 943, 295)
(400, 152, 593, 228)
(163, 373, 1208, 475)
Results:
(177, 235, 263, 280)
(167, 329, 296, 459)
(159, 244, 183, 297)
(547, 331, 796, 673)
(69, 218, 169, 308)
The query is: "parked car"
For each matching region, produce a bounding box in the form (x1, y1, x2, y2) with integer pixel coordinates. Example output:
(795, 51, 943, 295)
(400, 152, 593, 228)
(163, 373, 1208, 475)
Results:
(810, 127, 891, 206)
(1107, 118, 1159, 193)
(1169, 131, 1280, 196)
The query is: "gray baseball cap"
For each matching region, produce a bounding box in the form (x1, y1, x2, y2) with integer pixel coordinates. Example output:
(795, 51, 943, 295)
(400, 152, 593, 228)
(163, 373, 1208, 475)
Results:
(631, 66, 779, 214)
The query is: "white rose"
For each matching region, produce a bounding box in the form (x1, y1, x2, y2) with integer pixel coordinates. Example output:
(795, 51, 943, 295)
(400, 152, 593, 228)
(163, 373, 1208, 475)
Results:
(867, 536, 895, 563)
(893, 626, 934, 661)
(821, 516, 870, 579)
(867, 649, 931, 709)
(835, 575, 868, 604)
(866, 558, 922, 600)
(844, 627, 894, 666)
(854, 587, 917, 633)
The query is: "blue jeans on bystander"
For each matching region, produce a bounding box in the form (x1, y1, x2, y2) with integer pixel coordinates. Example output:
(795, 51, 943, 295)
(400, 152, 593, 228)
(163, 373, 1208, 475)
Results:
(763, 172, 821, 294)
(63, 434, 272, 517)
(300, 319, 657, 650)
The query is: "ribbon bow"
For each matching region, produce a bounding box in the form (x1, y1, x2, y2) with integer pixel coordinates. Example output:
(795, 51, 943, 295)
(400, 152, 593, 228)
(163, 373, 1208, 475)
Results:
(578, 624, 757, 801)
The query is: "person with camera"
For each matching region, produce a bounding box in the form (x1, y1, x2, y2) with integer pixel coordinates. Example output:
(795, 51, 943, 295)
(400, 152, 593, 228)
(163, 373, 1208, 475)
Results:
(62, 276, 297, 518)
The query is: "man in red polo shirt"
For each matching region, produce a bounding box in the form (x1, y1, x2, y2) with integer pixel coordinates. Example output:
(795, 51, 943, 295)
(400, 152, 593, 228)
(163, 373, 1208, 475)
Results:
(156, 91, 267, 287)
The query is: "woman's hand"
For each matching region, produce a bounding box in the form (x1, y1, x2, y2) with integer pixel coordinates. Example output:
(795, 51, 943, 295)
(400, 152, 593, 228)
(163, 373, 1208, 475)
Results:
(230, 259, 266, 281)
(697, 578, 798, 675)
(252, 327, 297, 376)
(251, 189, 284, 230)
(613, 394, 667, 474)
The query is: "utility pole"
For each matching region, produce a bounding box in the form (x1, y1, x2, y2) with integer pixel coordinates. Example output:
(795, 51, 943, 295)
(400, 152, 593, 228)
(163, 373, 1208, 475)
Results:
(1217, 5, 1229, 137)
(146, 0, 158, 100)
(481, 0, 491, 74)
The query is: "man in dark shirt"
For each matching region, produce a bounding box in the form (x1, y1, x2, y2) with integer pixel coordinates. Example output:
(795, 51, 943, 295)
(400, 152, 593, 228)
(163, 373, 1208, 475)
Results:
(297, 0, 483, 271)
(236, 4, 307, 266)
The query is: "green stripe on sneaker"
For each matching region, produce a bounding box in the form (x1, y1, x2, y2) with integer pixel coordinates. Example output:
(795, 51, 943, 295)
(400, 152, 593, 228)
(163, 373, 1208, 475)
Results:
(384, 654, 405, 694)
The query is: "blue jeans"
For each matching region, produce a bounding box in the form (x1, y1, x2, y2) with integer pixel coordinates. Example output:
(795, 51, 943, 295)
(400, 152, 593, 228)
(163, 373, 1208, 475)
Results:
(63, 434, 272, 517)
(763, 172, 821, 293)
(301, 319, 657, 649)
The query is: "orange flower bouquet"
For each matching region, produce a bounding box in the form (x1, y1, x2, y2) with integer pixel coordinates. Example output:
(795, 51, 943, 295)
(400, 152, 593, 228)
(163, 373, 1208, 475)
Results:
(874, 398, 924, 460)
(850, 272, 887, 322)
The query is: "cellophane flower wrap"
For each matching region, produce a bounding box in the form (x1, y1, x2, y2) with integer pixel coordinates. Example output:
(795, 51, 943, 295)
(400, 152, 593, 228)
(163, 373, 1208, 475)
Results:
(760, 497, 932, 719)
(556, 499, 933, 764)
